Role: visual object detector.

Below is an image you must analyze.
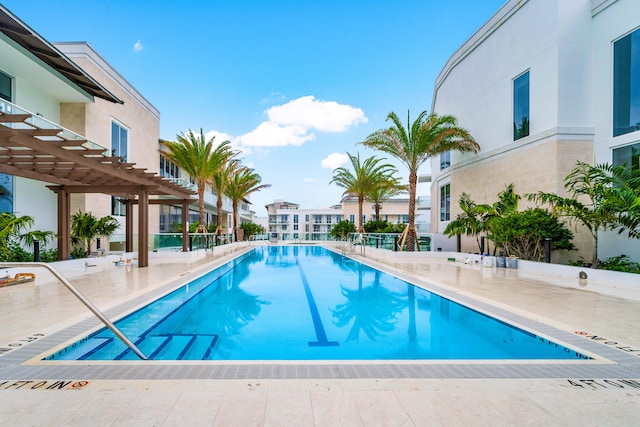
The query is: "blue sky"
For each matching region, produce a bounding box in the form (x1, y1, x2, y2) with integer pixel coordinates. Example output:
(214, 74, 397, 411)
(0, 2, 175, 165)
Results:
(5, 0, 505, 216)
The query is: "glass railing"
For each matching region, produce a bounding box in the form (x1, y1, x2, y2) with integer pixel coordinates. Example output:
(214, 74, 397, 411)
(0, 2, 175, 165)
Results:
(0, 99, 109, 155)
(346, 232, 432, 251)
(417, 196, 431, 208)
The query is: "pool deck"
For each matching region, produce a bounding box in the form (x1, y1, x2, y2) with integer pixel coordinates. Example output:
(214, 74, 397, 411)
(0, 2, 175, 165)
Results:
(1, 242, 639, 425)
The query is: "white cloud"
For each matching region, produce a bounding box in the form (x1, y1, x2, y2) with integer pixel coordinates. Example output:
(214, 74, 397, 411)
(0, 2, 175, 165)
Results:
(133, 40, 143, 52)
(236, 96, 367, 148)
(321, 152, 349, 169)
(238, 121, 314, 148)
(266, 95, 368, 132)
(204, 129, 232, 142)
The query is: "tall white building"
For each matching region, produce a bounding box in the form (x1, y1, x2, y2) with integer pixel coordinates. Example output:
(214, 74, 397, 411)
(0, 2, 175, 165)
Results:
(430, 0, 640, 261)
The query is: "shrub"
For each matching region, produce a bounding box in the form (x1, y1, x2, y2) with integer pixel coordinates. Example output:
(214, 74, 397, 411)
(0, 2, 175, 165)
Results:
(598, 255, 640, 274)
(489, 208, 575, 261)
(331, 220, 356, 240)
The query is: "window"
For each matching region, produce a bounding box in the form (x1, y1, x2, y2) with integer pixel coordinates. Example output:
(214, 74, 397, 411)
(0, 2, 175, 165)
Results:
(282, 224, 288, 231)
(305, 214, 309, 222)
(293, 214, 298, 223)
(613, 142, 640, 171)
(159, 155, 179, 178)
(293, 224, 298, 231)
(513, 71, 530, 140)
(0, 70, 11, 102)
(440, 183, 450, 221)
(314, 215, 322, 224)
(614, 29, 640, 137)
(440, 151, 450, 170)
(111, 121, 129, 216)
(336, 215, 343, 222)
(349, 214, 355, 223)
(281, 214, 288, 223)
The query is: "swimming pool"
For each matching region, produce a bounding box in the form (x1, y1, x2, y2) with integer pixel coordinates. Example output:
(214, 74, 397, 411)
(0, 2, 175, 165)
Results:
(45, 246, 589, 361)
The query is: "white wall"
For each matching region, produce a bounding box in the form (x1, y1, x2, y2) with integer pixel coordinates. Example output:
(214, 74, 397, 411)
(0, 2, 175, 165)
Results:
(591, 0, 640, 258)
(14, 177, 58, 247)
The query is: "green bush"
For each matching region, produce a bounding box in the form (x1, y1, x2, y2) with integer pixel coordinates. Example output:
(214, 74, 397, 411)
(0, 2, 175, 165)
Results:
(489, 208, 575, 261)
(331, 220, 356, 240)
(598, 255, 640, 274)
(240, 222, 264, 240)
(363, 220, 406, 233)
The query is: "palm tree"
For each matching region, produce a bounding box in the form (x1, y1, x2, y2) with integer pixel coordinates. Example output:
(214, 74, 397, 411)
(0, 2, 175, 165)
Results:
(367, 177, 408, 220)
(164, 129, 236, 233)
(70, 211, 119, 256)
(330, 152, 400, 232)
(0, 213, 55, 260)
(210, 154, 240, 242)
(362, 111, 479, 250)
(225, 166, 270, 241)
(529, 162, 640, 266)
(443, 193, 485, 252)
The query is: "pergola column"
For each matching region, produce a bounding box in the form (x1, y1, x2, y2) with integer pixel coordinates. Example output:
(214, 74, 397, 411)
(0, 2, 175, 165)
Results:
(125, 200, 134, 253)
(56, 188, 70, 260)
(138, 189, 149, 267)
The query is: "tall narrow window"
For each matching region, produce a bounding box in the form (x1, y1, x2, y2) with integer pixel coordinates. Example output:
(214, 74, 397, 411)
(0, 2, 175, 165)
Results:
(440, 151, 450, 170)
(513, 71, 530, 140)
(613, 142, 640, 171)
(159, 155, 179, 179)
(111, 121, 129, 216)
(0, 70, 11, 102)
(440, 183, 450, 221)
(614, 29, 640, 137)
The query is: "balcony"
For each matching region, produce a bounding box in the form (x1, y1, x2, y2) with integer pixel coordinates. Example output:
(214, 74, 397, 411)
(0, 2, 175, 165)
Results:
(417, 196, 431, 209)
(0, 99, 109, 154)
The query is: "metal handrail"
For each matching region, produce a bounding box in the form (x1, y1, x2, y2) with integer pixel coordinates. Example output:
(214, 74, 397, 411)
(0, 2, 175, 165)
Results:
(1, 262, 148, 360)
(341, 233, 365, 256)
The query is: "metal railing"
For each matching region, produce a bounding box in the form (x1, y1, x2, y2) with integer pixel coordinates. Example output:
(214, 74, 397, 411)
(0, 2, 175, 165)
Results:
(0, 262, 148, 360)
(342, 233, 366, 256)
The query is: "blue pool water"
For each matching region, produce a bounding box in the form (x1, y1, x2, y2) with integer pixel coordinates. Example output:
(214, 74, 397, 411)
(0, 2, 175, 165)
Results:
(46, 246, 589, 361)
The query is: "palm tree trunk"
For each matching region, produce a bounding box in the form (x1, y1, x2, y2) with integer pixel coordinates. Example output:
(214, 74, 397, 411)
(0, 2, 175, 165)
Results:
(232, 201, 238, 242)
(197, 184, 206, 233)
(592, 230, 599, 267)
(216, 195, 223, 243)
(357, 196, 364, 232)
(406, 171, 417, 251)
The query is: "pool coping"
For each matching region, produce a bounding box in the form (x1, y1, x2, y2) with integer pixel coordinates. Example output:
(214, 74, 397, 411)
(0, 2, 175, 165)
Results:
(1, 245, 639, 381)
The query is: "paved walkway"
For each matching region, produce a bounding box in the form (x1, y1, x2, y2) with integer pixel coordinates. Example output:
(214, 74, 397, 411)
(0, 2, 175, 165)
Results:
(1, 243, 639, 426)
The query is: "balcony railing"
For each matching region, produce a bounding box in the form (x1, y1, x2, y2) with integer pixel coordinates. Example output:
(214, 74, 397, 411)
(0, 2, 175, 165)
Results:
(417, 196, 431, 208)
(0, 99, 108, 154)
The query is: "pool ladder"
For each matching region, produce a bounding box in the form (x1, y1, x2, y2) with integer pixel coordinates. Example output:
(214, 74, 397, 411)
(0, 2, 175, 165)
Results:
(0, 262, 148, 360)
(341, 233, 366, 257)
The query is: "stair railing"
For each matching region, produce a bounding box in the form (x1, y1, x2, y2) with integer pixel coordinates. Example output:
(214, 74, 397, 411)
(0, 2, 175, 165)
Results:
(1, 262, 148, 360)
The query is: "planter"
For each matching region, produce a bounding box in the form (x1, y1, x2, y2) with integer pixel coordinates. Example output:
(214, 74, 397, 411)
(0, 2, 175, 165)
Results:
(496, 256, 506, 268)
(482, 256, 494, 267)
(506, 257, 518, 269)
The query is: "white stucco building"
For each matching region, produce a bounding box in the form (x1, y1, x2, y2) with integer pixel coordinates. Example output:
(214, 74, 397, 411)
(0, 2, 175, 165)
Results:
(430, 0, 640, 261)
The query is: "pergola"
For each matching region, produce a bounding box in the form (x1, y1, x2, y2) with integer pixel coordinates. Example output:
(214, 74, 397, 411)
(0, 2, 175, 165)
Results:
(0, 111, 196, 267)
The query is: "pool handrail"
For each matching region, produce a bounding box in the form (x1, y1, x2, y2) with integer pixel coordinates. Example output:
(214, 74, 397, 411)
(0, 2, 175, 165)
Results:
(341, 233, 366, 256)
(0, 262, 148, 360)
